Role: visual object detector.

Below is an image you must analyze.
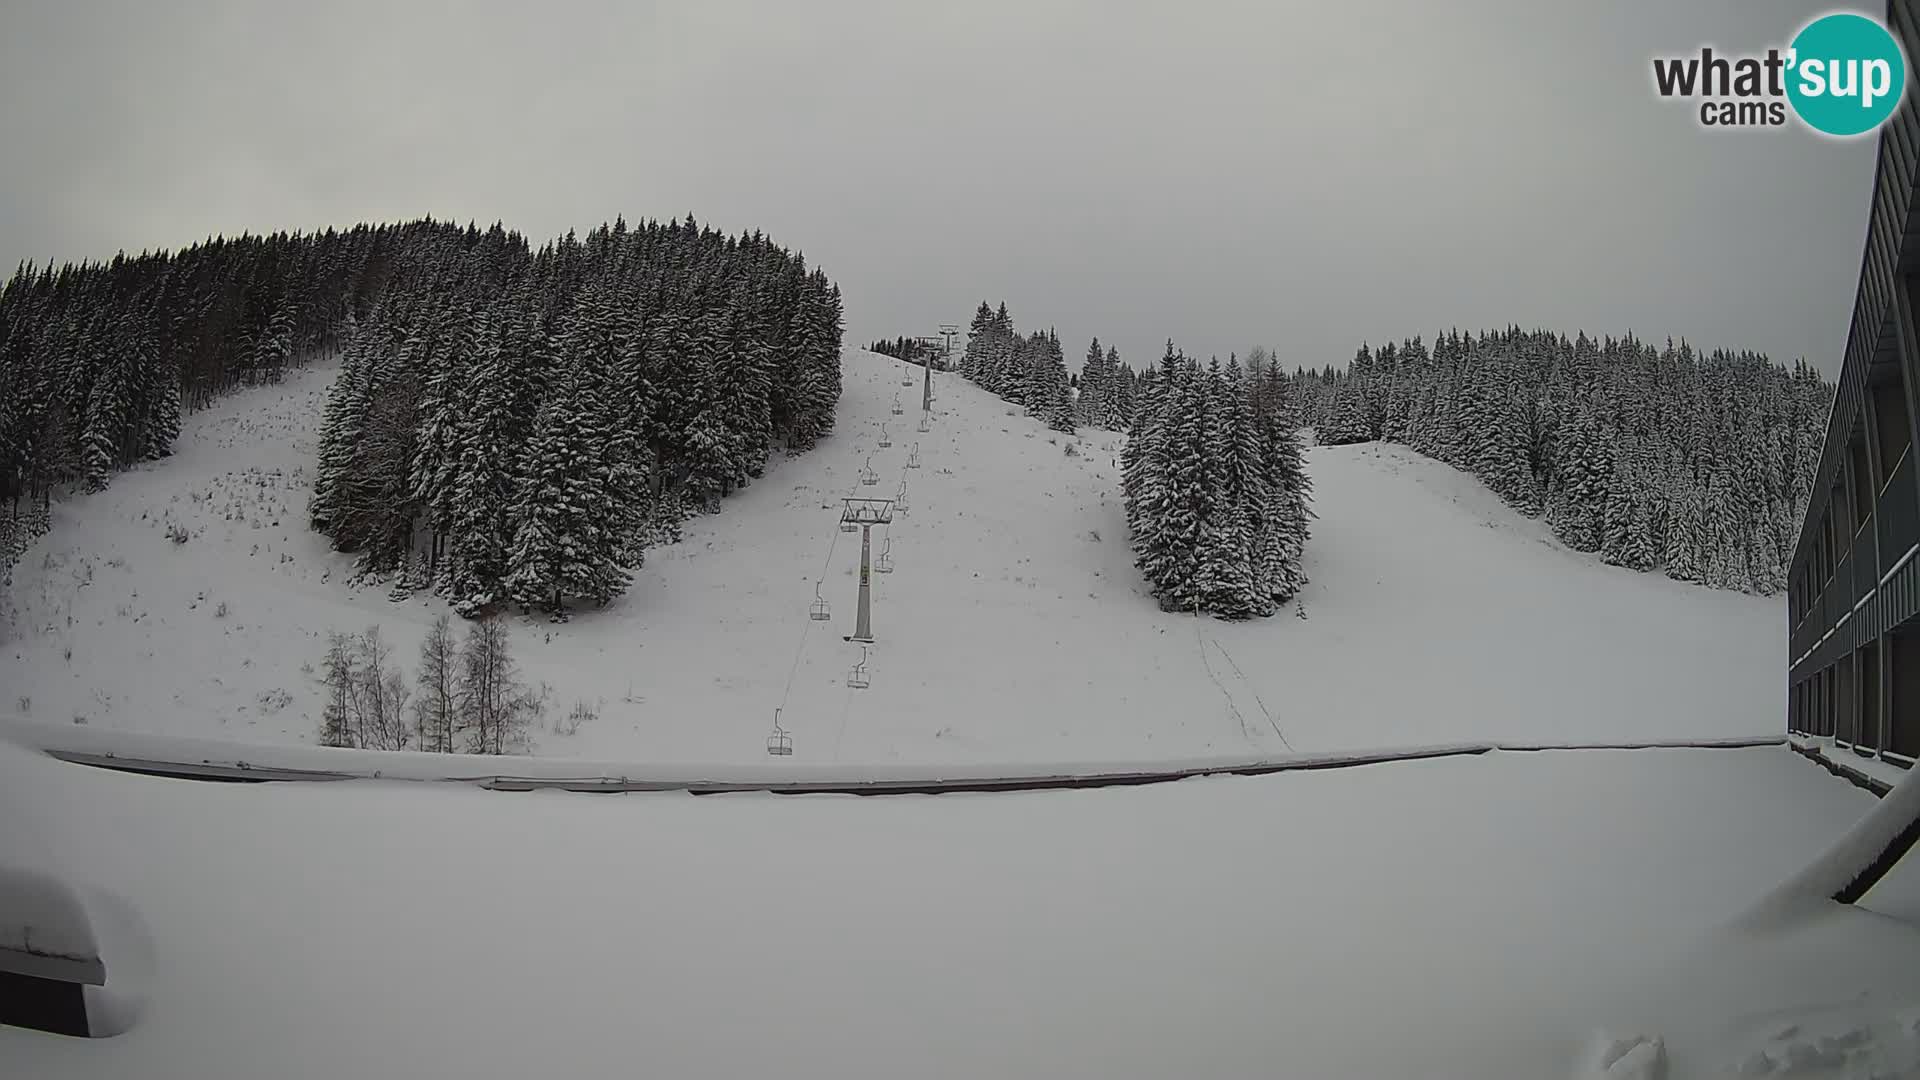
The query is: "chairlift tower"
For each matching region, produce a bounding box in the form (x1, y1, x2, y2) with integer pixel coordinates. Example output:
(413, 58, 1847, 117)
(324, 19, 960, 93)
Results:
(939, 324, 959, 367)
(840, 497, 894, 643)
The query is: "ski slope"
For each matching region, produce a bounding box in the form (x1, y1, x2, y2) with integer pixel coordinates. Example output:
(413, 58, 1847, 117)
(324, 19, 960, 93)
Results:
(0, 349, 1784, 765)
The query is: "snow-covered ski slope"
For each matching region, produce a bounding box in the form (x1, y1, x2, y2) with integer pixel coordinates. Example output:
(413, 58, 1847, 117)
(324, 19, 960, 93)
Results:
(0, 349, 1783, 765)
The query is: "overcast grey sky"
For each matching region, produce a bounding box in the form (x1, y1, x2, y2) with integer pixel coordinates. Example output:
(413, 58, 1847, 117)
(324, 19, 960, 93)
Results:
(0, 0, 1881, 375)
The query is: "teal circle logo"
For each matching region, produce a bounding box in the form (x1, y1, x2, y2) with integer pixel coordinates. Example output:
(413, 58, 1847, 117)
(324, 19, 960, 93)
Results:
(1786, 13, 1907, 137)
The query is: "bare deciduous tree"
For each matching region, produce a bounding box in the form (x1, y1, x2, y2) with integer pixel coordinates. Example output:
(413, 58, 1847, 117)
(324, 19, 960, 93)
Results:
(319, 631, 355, 748)
(414, 614, 458, 753)
(456, 617, 540, 755)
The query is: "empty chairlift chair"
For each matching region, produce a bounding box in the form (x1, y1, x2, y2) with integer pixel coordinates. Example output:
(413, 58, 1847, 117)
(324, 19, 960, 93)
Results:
(766, 708, 792, 756)
(879, 423, 892, 448)
(891, 393, 904, 416)
(860, 456, 880, 486)
(917, 412, 931, 433)
(894, 479, 910, 514)
(876, 536, 894, 574)
(906, 443, 921, 469)
(809, 582, 831, 621)
(847, 647, 872, 689)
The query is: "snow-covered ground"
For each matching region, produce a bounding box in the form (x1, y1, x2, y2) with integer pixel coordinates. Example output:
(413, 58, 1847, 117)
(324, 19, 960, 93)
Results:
(0, 349, 1783, 765)
(2, 738, 1916, 1079)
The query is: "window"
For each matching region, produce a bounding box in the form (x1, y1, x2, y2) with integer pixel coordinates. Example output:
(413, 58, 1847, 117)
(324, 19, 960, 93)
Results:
(1893, 621, 1920, 759)
(1860, 644, 1882, 752)
(1850, 436, 1873, 531)
(1873, 369, 1913, 491)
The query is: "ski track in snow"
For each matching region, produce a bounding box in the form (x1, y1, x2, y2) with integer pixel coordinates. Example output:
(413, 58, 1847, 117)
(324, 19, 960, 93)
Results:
(0, 349, 1783, 766)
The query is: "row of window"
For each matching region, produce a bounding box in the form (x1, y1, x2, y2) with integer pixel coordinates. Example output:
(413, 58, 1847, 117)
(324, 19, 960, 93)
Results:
(1789, 324, 1918, 635)
(1789, 624, 1920, 763)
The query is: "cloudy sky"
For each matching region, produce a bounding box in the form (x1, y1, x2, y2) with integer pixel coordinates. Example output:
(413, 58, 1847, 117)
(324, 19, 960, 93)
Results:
(0, 0, 1881, 375)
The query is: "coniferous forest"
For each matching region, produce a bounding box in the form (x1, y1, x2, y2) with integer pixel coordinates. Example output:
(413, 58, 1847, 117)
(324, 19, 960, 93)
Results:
(1291, 329, 1832, 595)
(0, 216, 845, 617)
(1123, 344, 1313, 618)
(868, 336, 948, 368)
(958, 301, 1079, 433)
(958, 300, 1311, 619)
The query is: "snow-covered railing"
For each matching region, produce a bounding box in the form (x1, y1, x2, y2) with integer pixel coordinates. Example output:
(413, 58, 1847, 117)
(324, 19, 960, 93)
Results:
(1744, 755, 1920, 924)
(0, 721, 1785, 797)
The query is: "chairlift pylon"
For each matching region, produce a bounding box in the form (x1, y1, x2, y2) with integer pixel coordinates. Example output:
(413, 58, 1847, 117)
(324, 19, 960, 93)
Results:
(766, 708, 793, 756)
(859, 456, 880, 486)
(847, 647, 872, 689)
(809, 582, 831, 621)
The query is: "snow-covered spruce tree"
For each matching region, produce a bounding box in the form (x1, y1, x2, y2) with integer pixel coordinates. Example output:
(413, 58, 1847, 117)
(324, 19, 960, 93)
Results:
(1254, 359, 1313, 603)
(503, 340, 629, 618)
(1102, 345, 1132, 429)
(1032, 330, 1075, 433)
(960, 301, 994, 384)
(1319, 345, 1374, 445)
(1124, 344, 1182, 600)
(1076, 337, 1108, 427)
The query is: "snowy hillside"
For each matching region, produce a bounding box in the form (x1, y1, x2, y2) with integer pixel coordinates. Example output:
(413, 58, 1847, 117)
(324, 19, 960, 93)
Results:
(0, 349, 1784, 764)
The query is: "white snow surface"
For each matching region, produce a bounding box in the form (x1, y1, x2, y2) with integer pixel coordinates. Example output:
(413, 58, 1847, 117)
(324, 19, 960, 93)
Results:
(0, 349, 1783, 765)
(2, 739, 1916, 1078)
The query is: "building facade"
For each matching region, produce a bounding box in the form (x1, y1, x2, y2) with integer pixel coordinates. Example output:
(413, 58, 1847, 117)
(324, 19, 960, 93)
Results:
(1785, 0, 1920, 761)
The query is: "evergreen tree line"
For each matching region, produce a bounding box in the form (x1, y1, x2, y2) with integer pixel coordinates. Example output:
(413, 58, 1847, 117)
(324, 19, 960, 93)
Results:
(868, 335, 948, 368)
(1123, 344, 1313, 618)
(1072, 335, 1140, 430)
(1292, 328, 1832, 594)
(0, 216, 846, 618)
(0, 223, 397, 581)
(957, 301, 1079, 432)
(304, 215, 844, 619)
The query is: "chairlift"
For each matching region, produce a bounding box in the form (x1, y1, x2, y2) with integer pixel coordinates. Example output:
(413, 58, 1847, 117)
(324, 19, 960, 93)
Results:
(766, 708, 793, 756)
(906, 443, 921, 469)
(847, 647, 871, 689)
(917, 413, 931, 433)
(876, 536, 894, 574)
(879, 423, 892, 449)
(891, 394, 904, 416)
(809, 582, 831, 621)
(859, 456, 880, 486)
(840, 519, 858, 533)
(894, 480, 910, 514)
